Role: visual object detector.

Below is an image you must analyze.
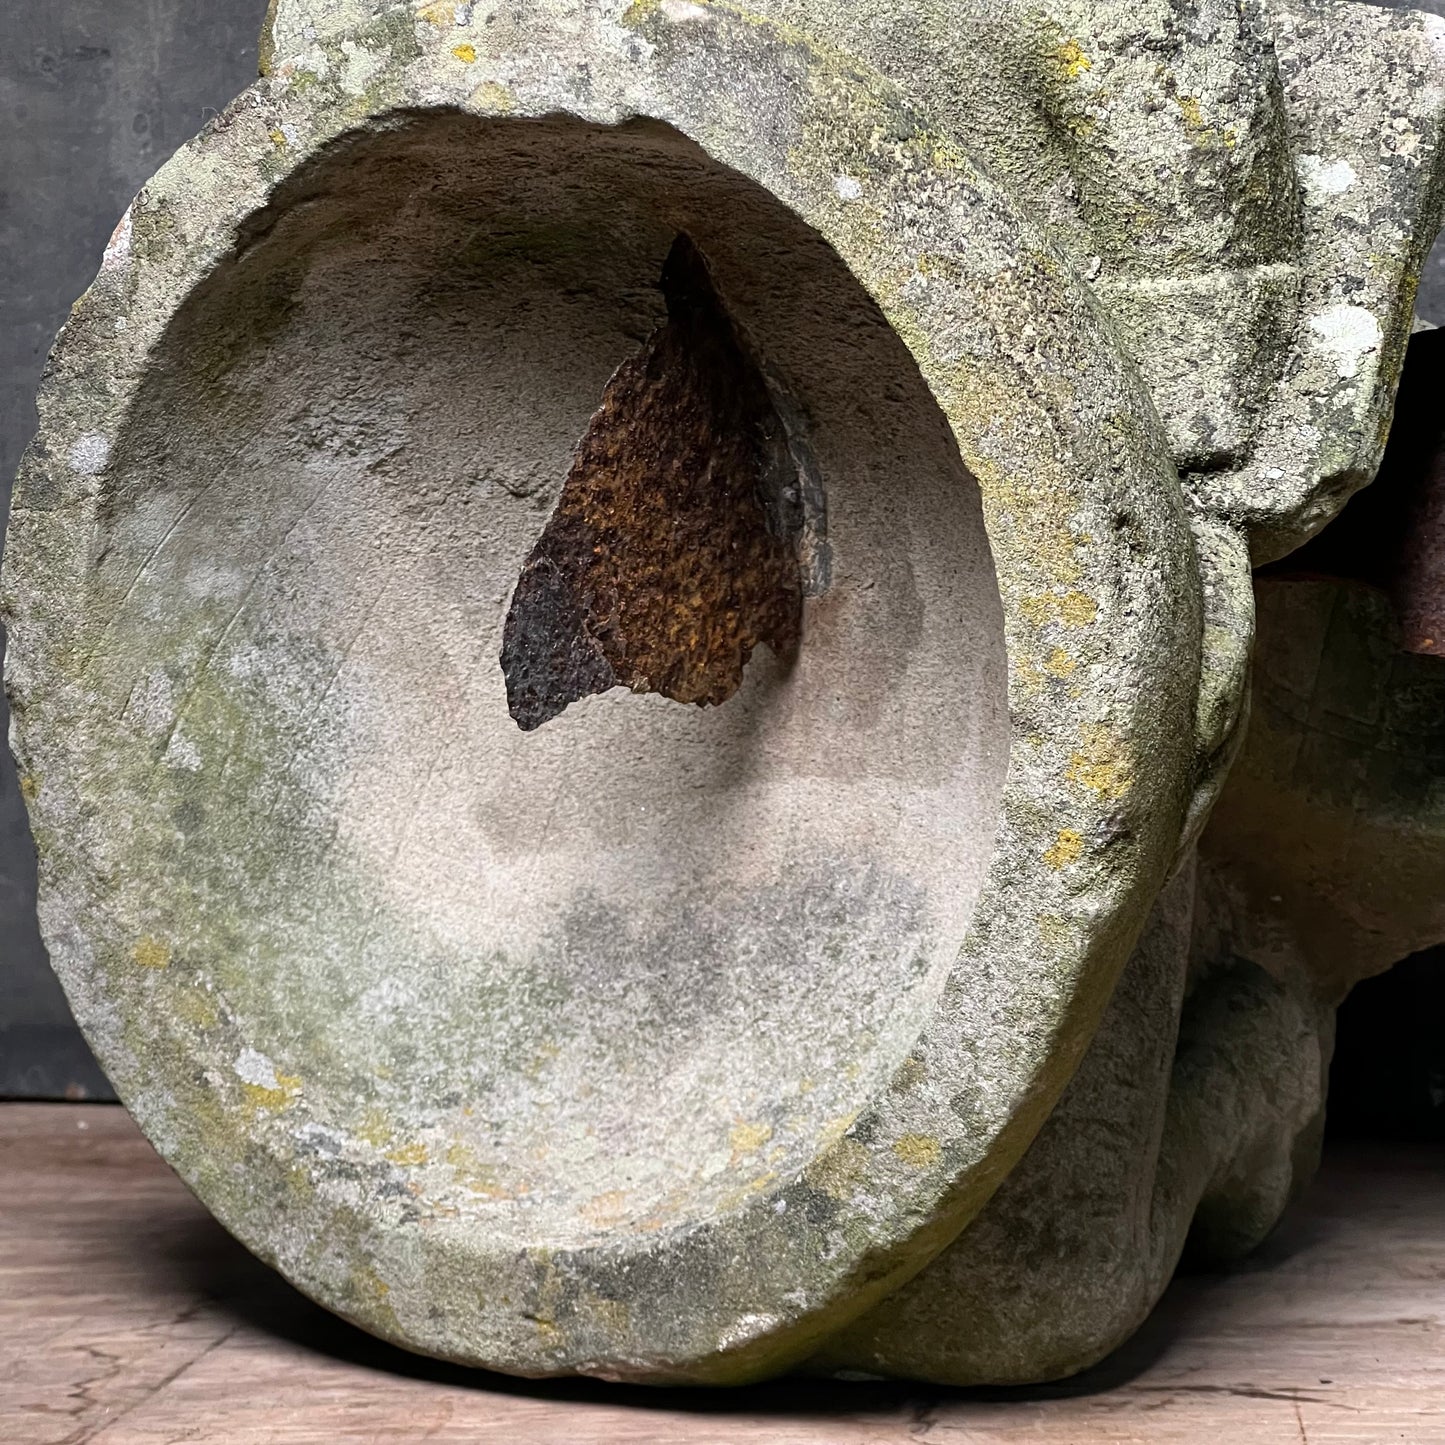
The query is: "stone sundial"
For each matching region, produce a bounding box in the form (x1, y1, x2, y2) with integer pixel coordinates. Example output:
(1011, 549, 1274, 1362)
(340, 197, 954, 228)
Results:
(5, 0, 1444, 1386)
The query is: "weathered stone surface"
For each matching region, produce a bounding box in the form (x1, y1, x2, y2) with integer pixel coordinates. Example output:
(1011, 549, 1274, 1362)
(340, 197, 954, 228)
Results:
(832, 328, 1445, 1388)
(813, 859, 1333, 1384)
(4, 0, 1444, 1390)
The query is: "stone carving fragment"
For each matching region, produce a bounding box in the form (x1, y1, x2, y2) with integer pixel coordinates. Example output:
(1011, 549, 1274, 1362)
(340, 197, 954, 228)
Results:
(5, 0, 1444, 1388)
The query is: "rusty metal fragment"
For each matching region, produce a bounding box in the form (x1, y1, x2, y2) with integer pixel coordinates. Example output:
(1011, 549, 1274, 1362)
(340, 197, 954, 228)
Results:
(501, 234, 803, 730)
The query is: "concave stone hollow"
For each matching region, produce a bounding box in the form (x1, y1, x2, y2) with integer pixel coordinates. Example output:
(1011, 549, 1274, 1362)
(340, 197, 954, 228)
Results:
(75, 113, 1008, 1248)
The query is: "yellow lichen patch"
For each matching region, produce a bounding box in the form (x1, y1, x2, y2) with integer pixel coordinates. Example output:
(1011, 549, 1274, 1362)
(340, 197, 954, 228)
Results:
(174, 988, 218, 1029)
(386, 1140, 430, 1167)
(970, 471, 1085, 592)
(893, 1134, 941, 1169)
(349, 1264, 402, 1333)
(357, 1107, 393, 1147)
(1038, 914, 1074, 950)
(285, 1162, 316, 1202)
(242, 1072, 301, 1113)
(267, 127, 288, 151)
(529, 1259, 568, 1350)
(452, 42, 477, 63)
(1014, 654, 1047, 699)
(418, 1, 459, 23)
(1058, 591, 1098, 626)
(1054, 39, 1093, 80)
(1044, 829, 1085, 870)
(1066, 722, 1134, 800)
(914, 129, 966, 173)
(820, 1111, 860, 1147)
(445, 1140, 525, 1200)
(729, 1120, 773, 1160)
(806, 1136, 869, 1201)
(132, 936, 171, 970)
(470, 80, 515, 113)
(18, 774, 38, 805)
(622, 0, 661, 24)
(1175, 95, 1234, 149)
(579, 1293, 630, 1337)
(1021, 590, 1098, 628)
(1044, 647, 1077, 679)
(581, 1190, 630, 1228)
(893, 1055, 928, 1092)
(914, 251, 961, 282)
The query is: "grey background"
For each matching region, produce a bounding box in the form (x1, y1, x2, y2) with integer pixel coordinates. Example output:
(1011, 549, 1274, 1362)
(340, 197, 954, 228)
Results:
(0, 0, 1442, 1099)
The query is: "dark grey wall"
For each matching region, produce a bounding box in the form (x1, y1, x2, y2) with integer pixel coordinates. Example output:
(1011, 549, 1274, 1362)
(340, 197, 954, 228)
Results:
(0, 1, 269, 1098)
(0, 0, 1442, 1098)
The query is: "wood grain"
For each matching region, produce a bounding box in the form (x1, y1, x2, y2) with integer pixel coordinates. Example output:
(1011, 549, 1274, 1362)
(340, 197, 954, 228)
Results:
(2, 1103, 1441, 1443)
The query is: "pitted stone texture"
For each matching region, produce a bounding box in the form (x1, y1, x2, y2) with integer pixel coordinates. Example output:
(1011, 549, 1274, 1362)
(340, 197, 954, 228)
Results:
(647, 0, 1445, 863)
(606, 0, 1445, 561)
(820, 306, 1445, 1390)
(859, 558, 1445, 1390)
(1213, 0, 1445, 561)
(5, 0, 1199, 1384)
(813, 860, 1331, 1385)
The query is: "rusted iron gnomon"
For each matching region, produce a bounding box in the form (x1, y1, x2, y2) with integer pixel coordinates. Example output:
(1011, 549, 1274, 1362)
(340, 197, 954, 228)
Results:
(500, 234, 804, 730)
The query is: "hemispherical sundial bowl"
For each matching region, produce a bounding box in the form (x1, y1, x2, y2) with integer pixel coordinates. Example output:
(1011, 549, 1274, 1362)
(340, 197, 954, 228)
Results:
(4, 0, 1222, 1384)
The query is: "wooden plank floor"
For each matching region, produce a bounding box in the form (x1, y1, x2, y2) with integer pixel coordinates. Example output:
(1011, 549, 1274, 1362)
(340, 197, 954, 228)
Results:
(1, 1103, 1442, 1444)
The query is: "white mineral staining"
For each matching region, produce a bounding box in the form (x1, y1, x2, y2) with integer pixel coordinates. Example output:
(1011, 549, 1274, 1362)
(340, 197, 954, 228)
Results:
(295, 1121, 351, 1157)
(1383, 115, 1422, 165)
(1296, 155, 1357, 204)
(661, 0, 708, 20)
(1308, 303, 1382, 380)
(102, 210, 134, 272)
(235, 1047, 282, 1092)
(339, 39, 384, 96)
(165, 730, 204, 772)
(68, 433, 111, 476)
(834, 175, 863, 201)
